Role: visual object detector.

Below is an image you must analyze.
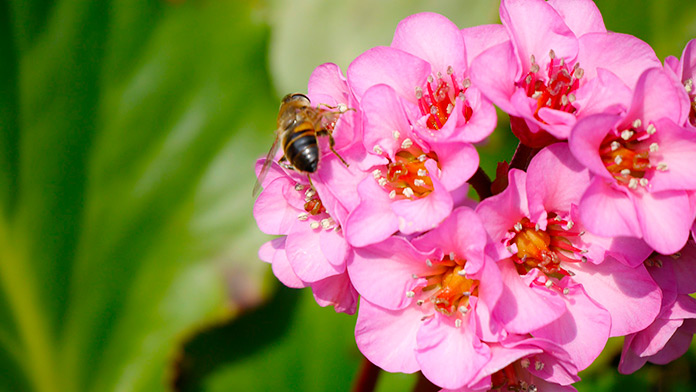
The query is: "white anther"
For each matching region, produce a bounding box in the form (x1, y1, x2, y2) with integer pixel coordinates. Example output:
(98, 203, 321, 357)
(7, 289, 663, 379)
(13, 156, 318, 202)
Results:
(403, 187, 415, 198)
(446, 103, 454, 114)
(457, 91, 466, 100)
(559, 58, 565, 66)
(401, 138, 413, 149)
(685, 78, 693, 93)
(565, 221, 574, 230)
(414, 178, 426, 187)
(297, 212, 309, 221)
(462, 78, 471, 88)
(614, 155, 623, 165)
(305, 188, 316, 198)
(389, 190, 396, 199)
(337, 103, 348, 113)
(449, 252, 456, 260)
(427, 75, 434, 84)
(657, 162, 668, 171)
(649, 142, 659, 152)
(562, 288, 570, 295)
(531, 91, 542, 99)
(415, 86, 423, 99)
(646, 124, 657, 135)
(436, 71, 443, 79)
(529, 384, 538, 392)
(392, 130, 400, 140)
(632, 119, 642, 128)
(640, 178, 649, 187)
(462, 291, 471, 297)
(416, 300, 424, 306)
(458, 269, 466, 276)
(378, 177, 387, 187)
(406, 290, 415, 298)
(520, 358, 531, 369)
(535, 361, 545, 371)
(459, 306, 468, 314)
(546, 98, 553, 106)
(530, 63, 540, 74)
(581, 256, 588, 263)
(455, 319, 462, 328)
(620, 169, 631, 176)
(573, 67, 584, 79)
(310, 221, 320, 229)
(372, 169, 382, 178)
(373, 145, 383, 154)
(561, 95, 569, 105)
(514, 222, 523, 232)
(628, 178, 638, 189)
(611, 141, 621, 151)
(447, 65, 454, 75)
(621, 130, 634, 140)
(430, 106, 438, 115)
(426, 259, 433, 267)
(567, 93, 576, 103)
(294, 184, 304, 191)
(535, 223, 541, 231)
(549, 49, 556, 59)
(545, 280, 553, 289)
(417, 168, 428, 177)
(412, 274, 418, 279)
(530, 54, 536, 64)
(321, 219, 331, 229)
(418, 154, 427, 162)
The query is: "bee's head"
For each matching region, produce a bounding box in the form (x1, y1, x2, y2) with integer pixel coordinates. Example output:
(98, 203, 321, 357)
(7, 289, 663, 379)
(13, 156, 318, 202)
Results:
(281, 93, 311, 105)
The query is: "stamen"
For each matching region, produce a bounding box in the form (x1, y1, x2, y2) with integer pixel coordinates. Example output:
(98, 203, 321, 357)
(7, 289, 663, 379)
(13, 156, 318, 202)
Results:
(373, 145, 383, 154)
(392, 130, 400, 140)
(646, 124, 656, 135)
(403, 187, 415, 198)
(454, 319, 462, 328)
(310, 221, 320, 229)
(294, 184, 305, 191)
(649, 142, 659, 152)
(389, 190, 396, 199)
(632, 119, 642, 128)
(628, 178, 638, 189)
(401, 138, 413, 149)
(621, 130, 634, 140)
(297, 212, 309, 221)
(406, 291, 415, 298)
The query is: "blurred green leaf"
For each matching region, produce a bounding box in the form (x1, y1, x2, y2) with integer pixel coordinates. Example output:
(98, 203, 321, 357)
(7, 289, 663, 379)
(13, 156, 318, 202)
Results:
(0, 0, 277, 391)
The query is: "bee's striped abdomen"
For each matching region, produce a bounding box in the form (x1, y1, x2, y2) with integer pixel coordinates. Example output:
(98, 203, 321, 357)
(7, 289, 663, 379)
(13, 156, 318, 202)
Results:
(283, 121, 319, 173)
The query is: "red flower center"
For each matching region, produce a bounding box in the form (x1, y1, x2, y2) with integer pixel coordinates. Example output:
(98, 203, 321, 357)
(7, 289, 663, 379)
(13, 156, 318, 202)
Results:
(599, 120, 663, 190)
(506, 215, 586, 280)
(518, 50, 582, 122)
(490, 357, 543, 392)
(415, 66, 472, 130)
(373, 145, 439, 200)
(295, 184, 338, 230)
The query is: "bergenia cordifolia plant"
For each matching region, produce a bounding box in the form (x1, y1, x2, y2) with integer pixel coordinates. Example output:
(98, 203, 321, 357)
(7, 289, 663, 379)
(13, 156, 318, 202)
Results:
(252, 1, 696, 390)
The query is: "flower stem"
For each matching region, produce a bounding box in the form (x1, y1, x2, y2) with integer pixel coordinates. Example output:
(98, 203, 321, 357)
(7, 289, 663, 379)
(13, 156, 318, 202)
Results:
(509, 142, 540, 172)
(352, 357, 381, 392)
(413, 372, 440, 392)
(468, 166, 493, 200)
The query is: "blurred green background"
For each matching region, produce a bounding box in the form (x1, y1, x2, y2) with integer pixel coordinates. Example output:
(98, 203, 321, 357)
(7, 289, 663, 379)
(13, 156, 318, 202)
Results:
(0, 0, 694, 391)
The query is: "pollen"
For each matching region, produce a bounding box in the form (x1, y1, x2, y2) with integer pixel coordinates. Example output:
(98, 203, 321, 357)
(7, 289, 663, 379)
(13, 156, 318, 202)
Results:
(599, 123, 663, 189)
(377, 144, 440, 200)
(417, 255, 479, 317)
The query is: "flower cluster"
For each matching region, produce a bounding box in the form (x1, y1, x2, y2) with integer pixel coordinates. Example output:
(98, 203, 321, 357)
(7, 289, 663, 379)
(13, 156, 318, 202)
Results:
(254, 1, 696, 390)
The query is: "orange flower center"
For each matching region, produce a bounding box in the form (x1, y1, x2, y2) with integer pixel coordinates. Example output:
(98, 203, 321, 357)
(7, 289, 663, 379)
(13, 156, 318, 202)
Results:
(599, 121, 663, 190)
(374, 146, 439, 200)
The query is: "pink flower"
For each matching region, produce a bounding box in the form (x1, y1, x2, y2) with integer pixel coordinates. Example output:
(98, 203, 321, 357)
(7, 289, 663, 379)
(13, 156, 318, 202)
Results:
(470, 0, 661, 147)
(347, 12, 498, 145)
(569, 67, 696, 254)
(452, 336, 580, 392)
(348, 208, 502, 389)
(619, 241, 696, 373)
(476, 143, 661, 370)
(343, 83, 477, 247)
(665, 39, 696, 128)
(254, 158, 358, 313)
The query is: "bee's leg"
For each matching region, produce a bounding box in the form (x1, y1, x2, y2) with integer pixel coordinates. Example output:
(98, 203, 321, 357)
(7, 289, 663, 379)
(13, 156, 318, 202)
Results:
(318, 102, 355, 113)
(307, 174, 314, 189)
(318, 130, 349, 168)
(278, 156, 296, 171)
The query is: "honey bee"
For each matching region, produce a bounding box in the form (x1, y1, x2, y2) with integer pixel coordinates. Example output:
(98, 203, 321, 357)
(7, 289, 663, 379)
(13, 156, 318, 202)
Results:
(253, 93, 350, 196)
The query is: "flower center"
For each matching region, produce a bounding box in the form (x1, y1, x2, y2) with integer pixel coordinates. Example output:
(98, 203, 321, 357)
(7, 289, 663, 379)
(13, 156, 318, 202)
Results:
(518, 50, 583, 121)
(506, 215, 586, 279)
(295, 184, 338, 230)
(411, 254, 479, 319)
(490, 357, 543, 392)
(684, 78, 696, 127)
(599, 120, 664, 190)
(414, 66, 472, 130)
(373, 145, 439, 200)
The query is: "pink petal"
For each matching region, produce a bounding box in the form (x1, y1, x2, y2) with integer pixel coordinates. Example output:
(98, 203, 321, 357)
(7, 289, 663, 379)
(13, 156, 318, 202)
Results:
(355, 298, 421, 373)
(532, 281, 611, 371)
(573, 68, 632, 117)
(311, 272, 358, 314)
(624, 68, 688, 127)
(348, 236, 434, 310)
(391, 12, 467, 76)
(631, 318, 683, 357)
(344, 177, 399, 247)
(634, 190, 692, 254)
(416, 315, 491, 389)
(314, 152, 368, 217)
(361, 84, 412, 159)
(567, 256, 661, 336)
(253, 177, 301, 235)
(434, 141, 480, 190)
(469, 41, 520, 116)
(461, 24, 510, 66)
(308, 62, 349, 104)
(671, 241, 696, 294)
(578, 33, 661, 90)
(547, 0, 606, 36)
(476, 169, 529, 243)
(536, 107, 577, 139)
(457, 87, 498, 144)
(319, 229, 348, 269)
(578, 178, 641, 238)
(648, 117, 696, 192)
(678, 39, 696, 81)
(493, 260, 566, 334)
(260, 238, 305, 289)
(286, 223, 342, 283)
(527, 143, 590, 224)
(347, 46, 430, 101)
(647, 320, 696, 365)
(500, 0, 578, 75)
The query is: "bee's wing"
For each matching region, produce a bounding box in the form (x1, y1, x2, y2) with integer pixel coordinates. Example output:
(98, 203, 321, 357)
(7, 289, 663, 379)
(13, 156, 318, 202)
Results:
(252, 134, 282, 197)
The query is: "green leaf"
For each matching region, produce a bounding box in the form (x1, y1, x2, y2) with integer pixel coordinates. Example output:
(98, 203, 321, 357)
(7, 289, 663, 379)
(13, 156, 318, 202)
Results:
(0, 1, 277, 391)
